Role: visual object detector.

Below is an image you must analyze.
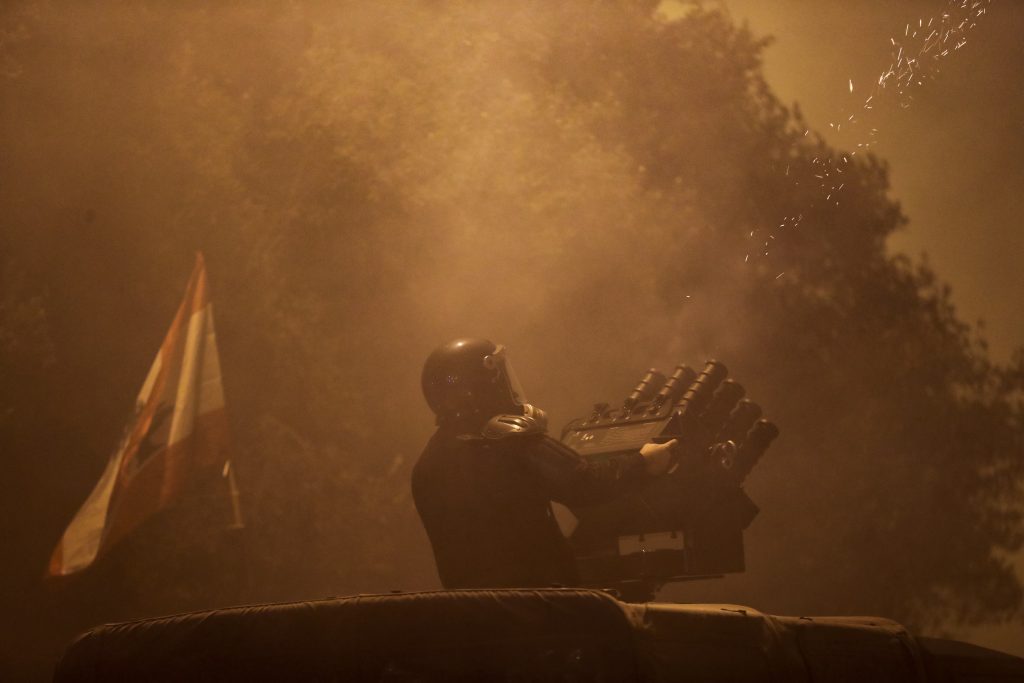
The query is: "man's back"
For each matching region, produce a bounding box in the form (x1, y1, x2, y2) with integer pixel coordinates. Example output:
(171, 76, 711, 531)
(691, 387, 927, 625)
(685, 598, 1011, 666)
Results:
(412, 429, 579, 589)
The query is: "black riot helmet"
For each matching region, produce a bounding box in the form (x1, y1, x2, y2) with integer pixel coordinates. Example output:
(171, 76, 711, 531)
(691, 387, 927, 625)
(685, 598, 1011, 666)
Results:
(422, 338, 530, 426)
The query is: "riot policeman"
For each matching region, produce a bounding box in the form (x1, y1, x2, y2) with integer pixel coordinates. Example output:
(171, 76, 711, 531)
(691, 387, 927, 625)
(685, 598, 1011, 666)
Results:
(412, 338, 675, 589)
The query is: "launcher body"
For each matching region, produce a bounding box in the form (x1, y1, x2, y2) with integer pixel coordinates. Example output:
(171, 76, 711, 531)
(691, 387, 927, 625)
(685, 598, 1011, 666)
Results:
(561, 361, 777, 599)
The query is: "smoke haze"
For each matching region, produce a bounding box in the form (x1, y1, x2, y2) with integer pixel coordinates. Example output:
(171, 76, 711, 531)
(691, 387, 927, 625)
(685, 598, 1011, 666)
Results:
(1, 1, 1021, 678)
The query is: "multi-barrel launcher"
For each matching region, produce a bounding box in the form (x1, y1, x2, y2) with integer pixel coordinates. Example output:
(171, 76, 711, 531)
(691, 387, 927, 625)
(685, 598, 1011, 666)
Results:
(560, 361, 778, 599)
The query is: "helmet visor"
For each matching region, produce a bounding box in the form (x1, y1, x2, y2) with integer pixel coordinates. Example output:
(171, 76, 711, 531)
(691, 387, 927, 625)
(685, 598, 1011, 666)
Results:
(482, 345, 528, 407)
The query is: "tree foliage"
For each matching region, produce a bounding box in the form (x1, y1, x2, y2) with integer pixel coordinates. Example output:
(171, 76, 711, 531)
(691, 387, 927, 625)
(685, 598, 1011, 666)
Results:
(1, 1, 1021, 678)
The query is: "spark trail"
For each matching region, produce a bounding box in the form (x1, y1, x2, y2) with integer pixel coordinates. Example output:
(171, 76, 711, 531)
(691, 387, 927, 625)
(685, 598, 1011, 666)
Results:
(749, 0, 994, 262)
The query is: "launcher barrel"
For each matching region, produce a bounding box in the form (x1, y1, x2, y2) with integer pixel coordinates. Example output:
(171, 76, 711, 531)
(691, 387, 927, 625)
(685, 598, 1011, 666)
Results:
(623, 368, 665, 412)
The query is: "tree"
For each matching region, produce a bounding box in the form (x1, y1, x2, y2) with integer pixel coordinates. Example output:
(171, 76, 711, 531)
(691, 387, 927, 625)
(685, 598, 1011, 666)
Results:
(1, 1, 1021, 679)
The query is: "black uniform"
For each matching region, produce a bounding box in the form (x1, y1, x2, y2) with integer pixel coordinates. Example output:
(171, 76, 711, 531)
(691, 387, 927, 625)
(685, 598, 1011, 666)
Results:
(412, 427, 646, 589)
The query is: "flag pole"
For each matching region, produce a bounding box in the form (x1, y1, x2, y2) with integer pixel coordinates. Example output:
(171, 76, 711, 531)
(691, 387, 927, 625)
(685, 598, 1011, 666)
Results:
(222, 456, 251, 606)
(225, 461, 245, 530)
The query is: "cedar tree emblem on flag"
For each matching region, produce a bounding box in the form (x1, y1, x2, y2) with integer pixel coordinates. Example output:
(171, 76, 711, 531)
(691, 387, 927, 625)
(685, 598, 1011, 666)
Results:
(48, 253, 240, 576)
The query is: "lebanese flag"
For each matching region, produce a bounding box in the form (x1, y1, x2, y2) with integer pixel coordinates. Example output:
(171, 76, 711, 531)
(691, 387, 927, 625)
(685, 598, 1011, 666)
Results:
(48, 253, 236, 576)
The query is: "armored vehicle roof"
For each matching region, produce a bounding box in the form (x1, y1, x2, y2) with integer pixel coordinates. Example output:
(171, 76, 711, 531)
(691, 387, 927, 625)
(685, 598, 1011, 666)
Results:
(54, 588, 1024, 682)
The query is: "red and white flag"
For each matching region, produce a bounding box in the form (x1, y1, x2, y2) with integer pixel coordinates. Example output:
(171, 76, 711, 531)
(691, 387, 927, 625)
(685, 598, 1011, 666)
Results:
(48, 253, 239, 576)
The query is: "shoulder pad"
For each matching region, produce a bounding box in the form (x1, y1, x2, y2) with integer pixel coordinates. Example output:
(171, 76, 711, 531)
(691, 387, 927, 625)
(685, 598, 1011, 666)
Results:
(481, 414, 547, 440)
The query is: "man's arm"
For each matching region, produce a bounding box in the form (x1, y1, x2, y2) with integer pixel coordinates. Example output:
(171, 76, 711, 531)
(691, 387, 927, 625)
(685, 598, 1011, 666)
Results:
(516, 435, 675, 508)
